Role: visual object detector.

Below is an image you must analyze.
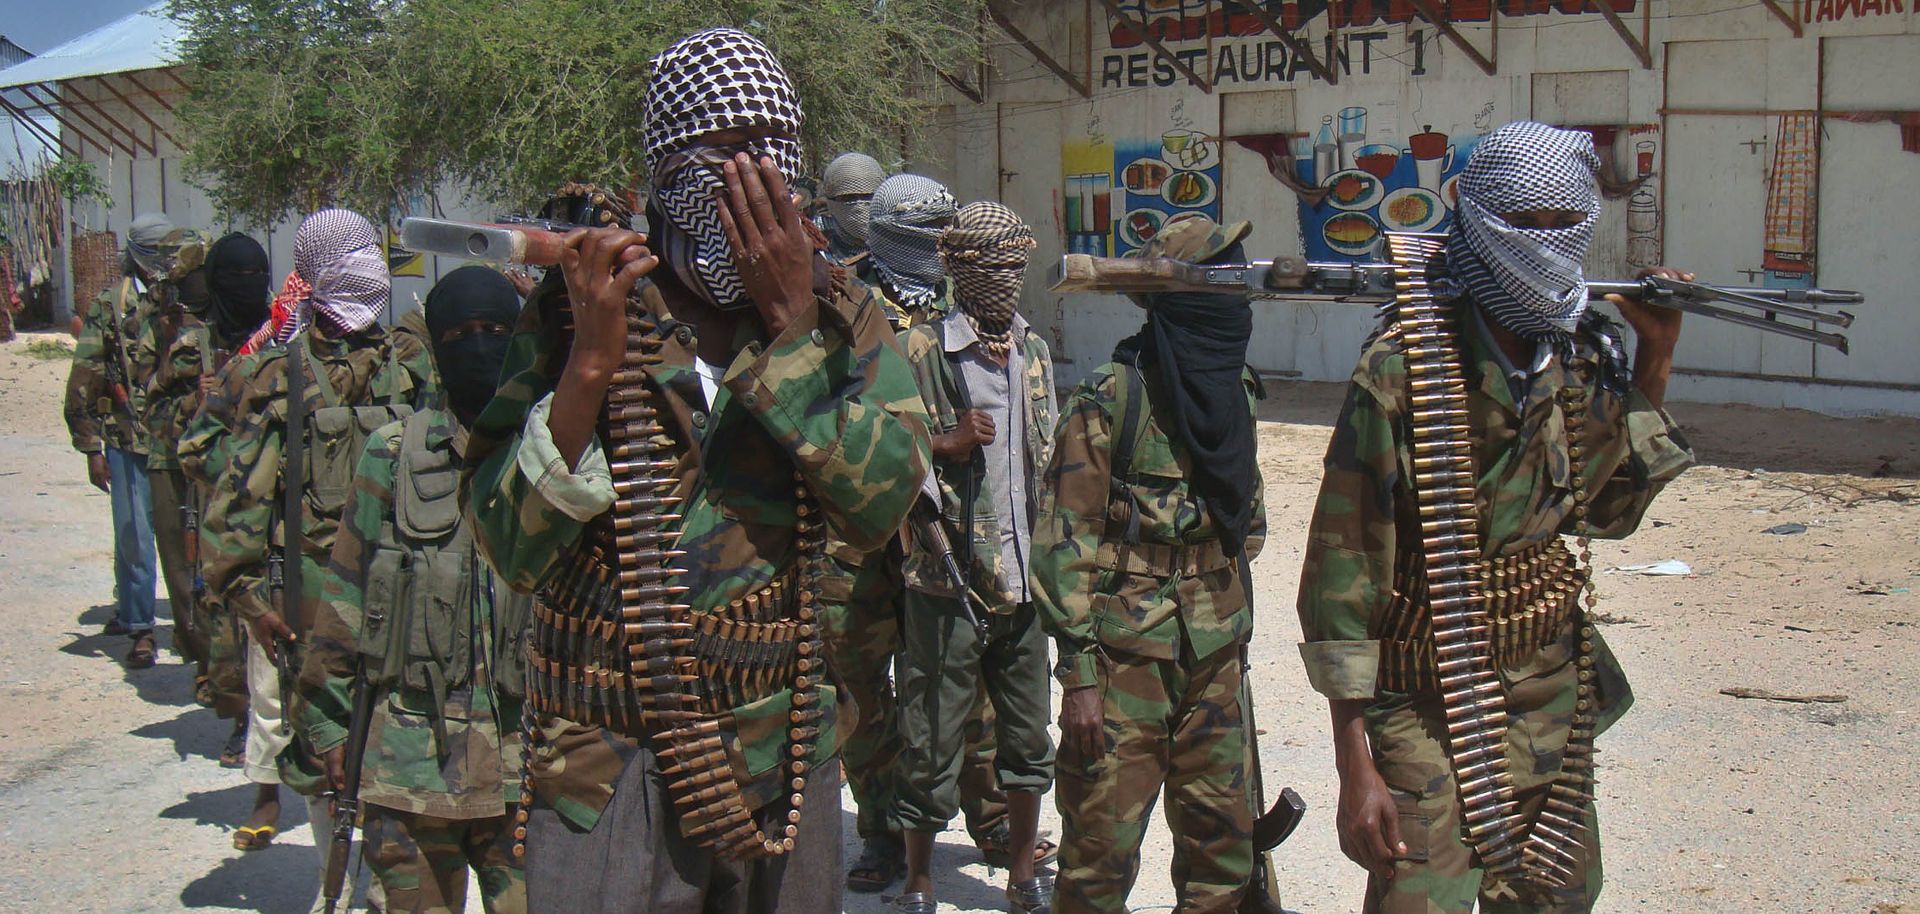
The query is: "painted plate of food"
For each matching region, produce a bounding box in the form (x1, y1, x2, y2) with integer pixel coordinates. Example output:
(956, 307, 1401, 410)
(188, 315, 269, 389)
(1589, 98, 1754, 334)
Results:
(1441, 173, 1461, 209)
(1120, 207, 1167, 249)
(1123, 157, 1173, 194)
(1323, 169, 1384, 211)
(1323, 211, 1383, 256)
(1160, 170, 1217, 208)
(1379, 186, 1446, 231)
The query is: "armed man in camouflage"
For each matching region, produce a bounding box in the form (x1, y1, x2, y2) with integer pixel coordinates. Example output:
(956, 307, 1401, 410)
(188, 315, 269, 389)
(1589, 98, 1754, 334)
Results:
(301, 266, 530, 913)
(1032, 216, 1267, 914)
(184, 209, 434, 909)
(165, 233, 274, 725)
(65, 213, 197, 668)
(462, 28, 929, 914)
(1295, 122, 1695, 913)
(894, 200, 1056, 914)
(133, 228, 214, 687)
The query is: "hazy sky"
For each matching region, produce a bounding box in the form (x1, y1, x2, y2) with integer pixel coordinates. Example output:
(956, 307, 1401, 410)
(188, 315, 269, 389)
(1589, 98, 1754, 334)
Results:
(2, 0, 154, 57)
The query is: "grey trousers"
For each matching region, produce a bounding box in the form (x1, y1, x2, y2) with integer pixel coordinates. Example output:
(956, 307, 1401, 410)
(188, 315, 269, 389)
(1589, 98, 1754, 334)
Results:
(526, 746, 843, 914)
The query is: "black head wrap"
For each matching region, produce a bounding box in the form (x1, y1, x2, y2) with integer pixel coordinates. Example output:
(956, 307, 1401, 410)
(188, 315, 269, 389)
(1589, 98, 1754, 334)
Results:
(425, 265, 523, 424)
(205, 233, 271, 348)
(1111, 239, 1258, 553)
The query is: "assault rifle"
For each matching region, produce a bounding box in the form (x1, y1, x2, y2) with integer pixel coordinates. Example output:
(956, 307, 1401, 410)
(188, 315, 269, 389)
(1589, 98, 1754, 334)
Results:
(908, 499, 990, 637)
(1049, 253, 1861, 353)
(266, 550, 296, 736)
(320, 666, 375, 914)
(182, 502, 204, 606)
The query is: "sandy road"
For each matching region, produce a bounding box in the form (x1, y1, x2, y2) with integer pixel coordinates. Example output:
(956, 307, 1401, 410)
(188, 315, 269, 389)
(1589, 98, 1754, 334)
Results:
(0, 330, 1915, 913)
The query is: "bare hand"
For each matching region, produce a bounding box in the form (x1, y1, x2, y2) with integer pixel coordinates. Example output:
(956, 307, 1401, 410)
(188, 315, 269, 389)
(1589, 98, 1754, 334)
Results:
(324, 745, 347, 793)
(1336, 758, 1407, 879)
(1059, 685, 1105, 761)
(250, 611, 296, 662)
(714, 153, 815, 338)
(1607, 266, 1691, 352)
(198, 374, 219, 396)
(932, 410, 996, 460)
(86, 453, 111, 492)
(558, 228, 657, 379)
(505, 267, 537, 299)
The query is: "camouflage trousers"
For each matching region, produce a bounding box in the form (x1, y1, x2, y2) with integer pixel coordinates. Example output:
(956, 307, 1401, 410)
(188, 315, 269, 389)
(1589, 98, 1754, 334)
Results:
(148, 467, 207, 668)
(1362, 640, 1604, 913)
(820, 554, 1008, 842)
(362, 805, 526, 914)
(1056, 641, 1252, 914)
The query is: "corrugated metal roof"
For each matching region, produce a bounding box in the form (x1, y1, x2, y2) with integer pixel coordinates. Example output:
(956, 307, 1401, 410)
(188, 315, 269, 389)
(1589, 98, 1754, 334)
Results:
(0, 2, 177, 90)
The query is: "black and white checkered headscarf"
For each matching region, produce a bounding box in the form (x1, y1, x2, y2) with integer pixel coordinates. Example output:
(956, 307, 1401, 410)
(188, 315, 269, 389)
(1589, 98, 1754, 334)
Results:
(940, 201, 1035, 360)
(644, 28, 804, 310)
(868, 174, 956, 310)
(288, 208, 388, 338)
(1448, 121, 1601, 341)
(821, 152, 886, 246)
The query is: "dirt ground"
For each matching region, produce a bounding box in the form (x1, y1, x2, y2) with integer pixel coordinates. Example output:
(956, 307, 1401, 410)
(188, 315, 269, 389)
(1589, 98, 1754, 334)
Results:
(0, 329, 1914, 913)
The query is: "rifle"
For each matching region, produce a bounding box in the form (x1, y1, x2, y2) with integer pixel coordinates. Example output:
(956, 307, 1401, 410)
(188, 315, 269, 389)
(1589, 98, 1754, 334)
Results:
(1235, 550, 1308, 914)
(182, 502, 204, 605)
(321, 666, 376, 914)
(1049, 252, 1862, 353)
(908, 498, 990, 636)
(267, 550, 295, 736)
(398, 215, 649, 268)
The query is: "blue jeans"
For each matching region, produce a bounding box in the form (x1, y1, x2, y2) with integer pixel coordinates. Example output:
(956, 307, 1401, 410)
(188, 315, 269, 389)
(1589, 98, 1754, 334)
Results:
(105, 446, 157, 633)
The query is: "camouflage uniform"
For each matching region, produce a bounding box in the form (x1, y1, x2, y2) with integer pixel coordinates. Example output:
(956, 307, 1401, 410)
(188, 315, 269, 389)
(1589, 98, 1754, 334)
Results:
(175, 326, 252, 719)
(463, 275, 929, 911)
(1296, 306, 1694, 913)
(299, 407, 530, 913)
(1032, 358, 1267, 914)
(183, 324, 436, 791)
(65, 277, 160, 635)
(137, 301, 209, 667)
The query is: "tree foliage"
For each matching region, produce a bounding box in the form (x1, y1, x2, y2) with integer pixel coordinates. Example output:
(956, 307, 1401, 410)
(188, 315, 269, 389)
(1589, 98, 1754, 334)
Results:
(169, 0, 985, 223)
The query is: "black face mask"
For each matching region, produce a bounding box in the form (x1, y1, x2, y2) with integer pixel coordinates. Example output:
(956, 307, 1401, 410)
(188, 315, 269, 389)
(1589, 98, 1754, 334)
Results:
(205, 234, 272, 348)
(425, 265, 524, 425)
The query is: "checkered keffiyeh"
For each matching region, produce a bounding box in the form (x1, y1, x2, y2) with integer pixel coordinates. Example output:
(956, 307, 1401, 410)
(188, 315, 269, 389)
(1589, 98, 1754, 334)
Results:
(1447, 121, 1602, 340)
(868, 174, 957, 310)
(940, 201, 1035, 359)
(286, 208, 389, 338)
(821, 152, 887, 246)
(645, 28, 805, 310)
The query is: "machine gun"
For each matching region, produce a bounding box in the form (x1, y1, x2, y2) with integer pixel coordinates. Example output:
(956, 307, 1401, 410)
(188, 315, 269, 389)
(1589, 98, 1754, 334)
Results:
(908, 499, 990, 637)
(398, 209, 643, 269)
(1050, 252, 1861, 353)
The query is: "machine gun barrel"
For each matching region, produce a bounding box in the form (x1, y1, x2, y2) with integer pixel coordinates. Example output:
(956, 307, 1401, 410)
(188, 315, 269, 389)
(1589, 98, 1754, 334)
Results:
(399, 216, 652, 268)
(1049, 254, 1860, 353)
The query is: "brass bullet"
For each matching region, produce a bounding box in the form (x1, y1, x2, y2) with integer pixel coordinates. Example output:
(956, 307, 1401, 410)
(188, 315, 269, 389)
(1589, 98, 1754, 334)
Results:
(614, 494, 684, 514)
(621, 585, 690, 602)
(613, 512, 684, 532)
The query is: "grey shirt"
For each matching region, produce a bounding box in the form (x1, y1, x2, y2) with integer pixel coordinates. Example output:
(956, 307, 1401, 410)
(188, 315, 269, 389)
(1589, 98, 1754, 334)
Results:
(920, 311, 1044, 602)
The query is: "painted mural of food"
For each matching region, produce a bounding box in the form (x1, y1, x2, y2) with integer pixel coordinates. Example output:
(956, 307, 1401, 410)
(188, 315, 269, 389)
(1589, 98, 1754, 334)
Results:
(1124, 157, 1171, 192)
(1323, 211, 1382, 255)
(1170, 171, 1204, 204)
(1332, 174, 1372, 204)
(1387, 192, 1433, 226)
(1323, 169, 1383, 210)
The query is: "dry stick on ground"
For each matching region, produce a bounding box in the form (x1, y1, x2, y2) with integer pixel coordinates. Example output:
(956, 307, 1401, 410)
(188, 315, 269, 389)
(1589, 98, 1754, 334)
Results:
(1720, 687, 1849, 704)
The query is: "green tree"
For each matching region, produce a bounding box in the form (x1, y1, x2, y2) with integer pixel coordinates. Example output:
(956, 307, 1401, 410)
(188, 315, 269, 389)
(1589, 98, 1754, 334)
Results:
(169, 0, 985, 223)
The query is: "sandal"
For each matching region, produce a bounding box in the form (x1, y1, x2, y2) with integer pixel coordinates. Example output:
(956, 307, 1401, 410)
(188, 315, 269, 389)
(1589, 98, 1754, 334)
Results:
(193, 674, 215, 708)
(124, 632, 157, 669)
(894, 891, 936, 914)
(847, 834, 906, 893)
(232, 824, 276, 851)
(218, 721, 247, 768)
(1005, 875, 1054, 914)
(979, 825, 1057, 868)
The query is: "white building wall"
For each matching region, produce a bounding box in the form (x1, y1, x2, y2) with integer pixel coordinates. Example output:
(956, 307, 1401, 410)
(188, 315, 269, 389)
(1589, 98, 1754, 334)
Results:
(928, 0, 1920, 416)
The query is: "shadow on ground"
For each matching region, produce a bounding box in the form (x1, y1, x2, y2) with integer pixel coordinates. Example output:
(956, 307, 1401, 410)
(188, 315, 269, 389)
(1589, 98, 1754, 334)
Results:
(179, 841, 318, 912)
(133, 706, 232, 763)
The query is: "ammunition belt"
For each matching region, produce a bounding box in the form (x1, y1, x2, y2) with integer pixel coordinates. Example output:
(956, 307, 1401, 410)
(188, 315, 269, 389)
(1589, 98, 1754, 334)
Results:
(1381, 233, 1601, 891)
(1376, 540, 1587, 692)
(514, 299, 827, 865)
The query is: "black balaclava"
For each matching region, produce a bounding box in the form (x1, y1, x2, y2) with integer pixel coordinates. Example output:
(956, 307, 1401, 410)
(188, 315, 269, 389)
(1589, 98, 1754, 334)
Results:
(204, 233, 271, 348)
(1111, 240, 1258, 554)
(424, 266, 522, 425)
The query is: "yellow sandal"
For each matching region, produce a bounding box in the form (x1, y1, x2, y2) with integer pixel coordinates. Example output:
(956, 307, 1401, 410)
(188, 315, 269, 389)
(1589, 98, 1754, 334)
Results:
(232, 825, 276, 851)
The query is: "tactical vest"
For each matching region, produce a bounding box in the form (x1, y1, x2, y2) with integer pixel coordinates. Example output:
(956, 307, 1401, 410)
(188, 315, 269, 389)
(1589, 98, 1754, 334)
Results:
(358, 411, 531, 706)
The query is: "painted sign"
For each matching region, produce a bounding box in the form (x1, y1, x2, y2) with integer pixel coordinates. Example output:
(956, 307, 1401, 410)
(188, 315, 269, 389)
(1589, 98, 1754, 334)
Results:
(1064, 98, 1224, 256)
(1289, 108, 1482, 260)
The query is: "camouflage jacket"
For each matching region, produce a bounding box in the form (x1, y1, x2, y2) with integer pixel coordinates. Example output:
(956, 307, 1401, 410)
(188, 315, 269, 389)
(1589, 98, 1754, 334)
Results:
(464, 275, 931, 831)
(64, 278, 156, 455)
(1294, 308, 1694, 727)
(184, 325, 437, 627)
(300, 408, 522, 820)
(1032, 362, 1267, 689)
(137, 308, 206, 471)
(898, 312, 1055, 610)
